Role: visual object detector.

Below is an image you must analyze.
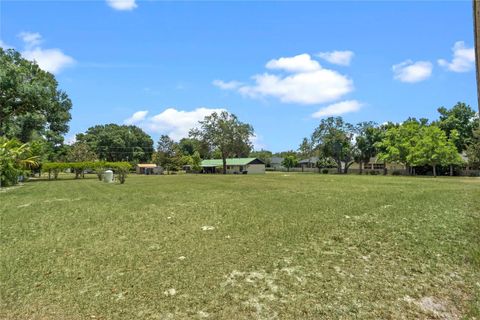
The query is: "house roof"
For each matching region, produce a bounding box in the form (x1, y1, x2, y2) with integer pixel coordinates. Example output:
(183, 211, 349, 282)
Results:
(298, 157, 319, 164)
(270, 157, 284, 164)
(201, 158, 264, 167)
(136, 164, 158, 168)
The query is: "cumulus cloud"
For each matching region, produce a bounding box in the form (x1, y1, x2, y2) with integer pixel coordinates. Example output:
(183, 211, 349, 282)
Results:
(124, 110, 148, 125)
(212, 80, 243, 90)
(392, 60, 432, 83)
(124, 107, 226, 140)
(265, 53, 321, 73)
(311, 100, 363, 118)
(438, 41, 475, 72)
(18, 32, 42, 48)
(316, 50, 354, 66)
(215, 53, 353, 105)
(106, 0, 137, 10)
(17, 32, 75, 74)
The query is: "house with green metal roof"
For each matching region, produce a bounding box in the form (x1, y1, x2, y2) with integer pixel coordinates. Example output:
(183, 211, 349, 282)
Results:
(200, 158, 265, 174)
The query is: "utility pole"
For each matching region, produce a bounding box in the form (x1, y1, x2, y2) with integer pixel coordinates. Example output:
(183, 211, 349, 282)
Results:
(474, 0, 480, 116)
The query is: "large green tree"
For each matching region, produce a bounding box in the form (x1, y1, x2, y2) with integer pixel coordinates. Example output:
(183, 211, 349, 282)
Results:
(409, 125, 462, 177)
(0, 49, 72, 144)
(190, 111, 254, 174)
(311, 117, 356, 174)
(376, 120, 422, 175)
(354, 122, 382, 174)
(153, 135, 181, 173)
(436, 102, 478, 152)
(466, 127, 480, 169)
(76, 124, 153, 163)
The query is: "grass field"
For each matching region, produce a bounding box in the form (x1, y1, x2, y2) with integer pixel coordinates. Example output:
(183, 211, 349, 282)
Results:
(1, 173, 479, 319)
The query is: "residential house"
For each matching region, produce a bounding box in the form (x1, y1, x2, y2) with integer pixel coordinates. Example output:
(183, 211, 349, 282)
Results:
(200, 158, 265, 174)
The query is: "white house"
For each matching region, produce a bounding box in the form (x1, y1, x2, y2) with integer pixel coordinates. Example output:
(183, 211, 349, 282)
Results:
(200, 158, 265, 174)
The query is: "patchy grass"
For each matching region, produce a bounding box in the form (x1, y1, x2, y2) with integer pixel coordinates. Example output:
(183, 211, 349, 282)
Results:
(1, 173, 479, 319)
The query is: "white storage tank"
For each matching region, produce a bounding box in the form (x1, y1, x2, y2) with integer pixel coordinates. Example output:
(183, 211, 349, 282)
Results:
(103, 170, 114, 183)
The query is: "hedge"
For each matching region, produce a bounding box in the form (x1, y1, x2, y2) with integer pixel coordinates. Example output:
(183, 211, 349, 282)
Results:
(42, 162, 132, 184)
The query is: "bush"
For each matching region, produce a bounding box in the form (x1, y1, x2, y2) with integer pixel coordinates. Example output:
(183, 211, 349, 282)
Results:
(321, 169, 329, 174)
(42, 161, 132, 183)
(391, 170, 403, 176)
(469, 171, 480, 177)
(369, 170, 380, 175)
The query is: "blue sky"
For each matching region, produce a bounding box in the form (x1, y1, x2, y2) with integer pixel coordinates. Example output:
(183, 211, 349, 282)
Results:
(1, 0, 477, 152)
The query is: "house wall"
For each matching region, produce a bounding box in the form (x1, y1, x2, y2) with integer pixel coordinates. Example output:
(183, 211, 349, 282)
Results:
(247, 164, 265, 174)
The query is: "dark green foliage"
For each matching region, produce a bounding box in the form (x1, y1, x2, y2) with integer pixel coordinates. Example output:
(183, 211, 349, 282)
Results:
(76, 124, 153, 163)
(311, 117, 356, 173)
(436, 102, 479, 152)
(0, 48, 72, 144)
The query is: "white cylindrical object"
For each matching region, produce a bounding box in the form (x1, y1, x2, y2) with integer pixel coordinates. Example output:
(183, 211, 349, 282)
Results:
(103, 170, 114, 183)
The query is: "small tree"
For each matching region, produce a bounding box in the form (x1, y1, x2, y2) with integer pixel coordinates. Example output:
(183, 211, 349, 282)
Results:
(282, 155, 298, 172)
(191, 151, 202, 172)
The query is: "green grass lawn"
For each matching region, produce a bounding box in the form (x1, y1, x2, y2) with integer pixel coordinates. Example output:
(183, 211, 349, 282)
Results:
(1, 173, 479, 319)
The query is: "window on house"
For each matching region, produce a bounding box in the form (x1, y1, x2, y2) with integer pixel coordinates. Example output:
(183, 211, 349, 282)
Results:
(373, 163, 384, 169)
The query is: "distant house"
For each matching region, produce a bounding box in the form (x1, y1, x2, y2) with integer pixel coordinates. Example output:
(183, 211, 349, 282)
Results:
(298, 157, 319, 169)
(136, 164, 163, 175)
(270, 157, 284, 170)
(350, 157, 406, 172)
(200, 158, 265, 174)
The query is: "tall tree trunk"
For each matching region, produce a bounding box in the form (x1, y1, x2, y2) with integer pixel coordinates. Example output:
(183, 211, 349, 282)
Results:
(359, 160, 363, 175)
(450, 164, 453, 176)
(222, 157, 227, 174)
(474, 0, 480, 115)
(383, 161, 388, 175)
(433, 164, 437, 177)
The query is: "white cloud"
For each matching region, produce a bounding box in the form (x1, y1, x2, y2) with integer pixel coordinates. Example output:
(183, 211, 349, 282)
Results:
(239, 69, 353, 105)
(316, 50, 354, 66)
(22, 48, 75, 74)
(17, 32, 75, 74)
(215, 53, 354, 105)
(250, 134, 265, 150)
(311, 100, 363, 118)
(438, 41, 475, 72)
(212, 80, 243, 90)
(124, 107, 226, 140)
(106, 0, 137, 11)
(265, 53, 321, 73)
(392, 60, 432, 83)
(18, 32, 42, 48)
(124, 110, 149, 125)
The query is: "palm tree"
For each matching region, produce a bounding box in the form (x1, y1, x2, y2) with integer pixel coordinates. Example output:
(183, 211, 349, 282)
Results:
(474, 0, 480, 115)
(0, 138, 39, 187)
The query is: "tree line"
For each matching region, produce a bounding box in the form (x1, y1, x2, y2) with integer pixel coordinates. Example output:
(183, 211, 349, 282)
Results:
(1, 47, 479, 187)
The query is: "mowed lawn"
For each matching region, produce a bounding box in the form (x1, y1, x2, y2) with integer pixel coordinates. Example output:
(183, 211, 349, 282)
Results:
(1, 174, 479, 319)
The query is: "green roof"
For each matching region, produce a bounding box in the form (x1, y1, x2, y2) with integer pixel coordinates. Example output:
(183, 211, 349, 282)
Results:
(201, 158, 260, 167)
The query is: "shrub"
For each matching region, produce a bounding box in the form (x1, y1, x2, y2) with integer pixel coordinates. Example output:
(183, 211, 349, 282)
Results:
(42, 161, 132, 183)
(391, 170, 403, 176)
(369, 170, 380, 175)
(321, 169, 329, 174)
